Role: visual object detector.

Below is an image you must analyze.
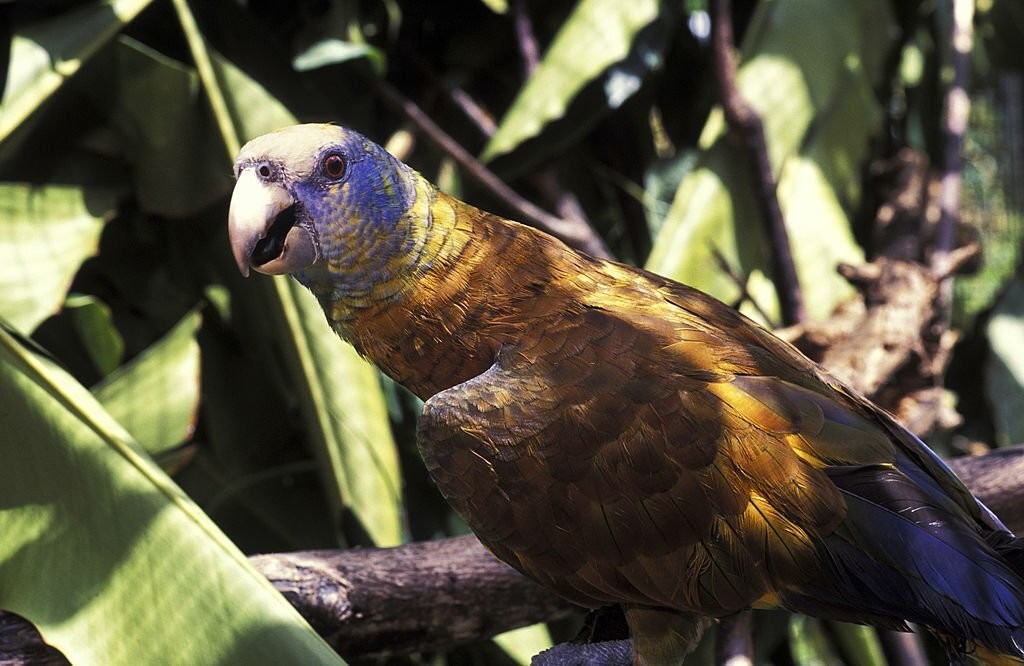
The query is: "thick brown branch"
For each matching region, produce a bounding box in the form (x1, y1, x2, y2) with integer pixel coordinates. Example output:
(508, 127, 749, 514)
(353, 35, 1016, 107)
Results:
(249, 534, 575, 660)
(710, 0, 804, 325)
(949, 446, 1024, 531)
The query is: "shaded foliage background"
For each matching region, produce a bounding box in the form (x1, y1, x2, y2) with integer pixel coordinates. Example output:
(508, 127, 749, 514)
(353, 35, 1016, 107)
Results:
(1, 0, 1023, 664)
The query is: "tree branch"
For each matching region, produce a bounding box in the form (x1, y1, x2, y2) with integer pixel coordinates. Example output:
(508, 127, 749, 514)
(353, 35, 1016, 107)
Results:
(715, 611, 754, 666)
(877, 630, 930, 666)
(710, 0, 805, 325)
(0, 613, 68, 666)
(932, 0, 973, 278)
(399, 48, 598, 246)
(513, 0, 541, 77)
(708, 4, 795, 652)
(372, 79, 612, 260)
(250, 534, 575, 660)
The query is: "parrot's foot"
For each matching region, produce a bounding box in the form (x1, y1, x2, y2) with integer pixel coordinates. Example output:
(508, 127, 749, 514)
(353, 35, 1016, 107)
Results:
(530, 639, 632, 666)
(530, 605, 632, 665)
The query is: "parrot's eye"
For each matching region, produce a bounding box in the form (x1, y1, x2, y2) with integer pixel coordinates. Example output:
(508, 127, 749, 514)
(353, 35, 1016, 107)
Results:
(323, 153, 346, 180)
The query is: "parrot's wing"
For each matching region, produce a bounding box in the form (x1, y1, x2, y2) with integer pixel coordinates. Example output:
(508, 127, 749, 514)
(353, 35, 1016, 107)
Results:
(415, 334, 848, 616)
(417, 335, 1024, 657)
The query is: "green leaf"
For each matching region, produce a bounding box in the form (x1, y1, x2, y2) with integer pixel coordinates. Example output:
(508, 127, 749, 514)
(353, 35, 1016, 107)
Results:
(180, 16, 405, 545)
(789, 616, 843, 666)
(0, 0, 154, 144)
(292, 38, 385, 75)
(271, 279, 405, 547)
(0, 183, 117, 333)
(493, 623, 553, 665)
(828, 622, 886, 666)
(985, 277, 1024, 446)
(0, 323, 345, 666)
(93, 309, 202, 457)
(211, 50, 298, 148)
(481, 0, 661, 162)
(108, 36, 234, 217)
(64, 293, 125, 376)
(479, 0, 508, 14)
(647, 0, 893, 322)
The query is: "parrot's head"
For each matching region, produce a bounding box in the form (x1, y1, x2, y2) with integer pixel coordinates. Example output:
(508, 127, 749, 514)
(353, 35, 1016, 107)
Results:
(227, 123, 417, 294)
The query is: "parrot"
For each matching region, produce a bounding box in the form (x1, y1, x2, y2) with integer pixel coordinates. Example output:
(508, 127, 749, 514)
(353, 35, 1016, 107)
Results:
(227, 123, 1024, 665)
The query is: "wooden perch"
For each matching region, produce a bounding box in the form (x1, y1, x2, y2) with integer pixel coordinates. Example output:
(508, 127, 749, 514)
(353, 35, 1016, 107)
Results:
(8, 448, 1024, 664)
(250, 534, 576, 660)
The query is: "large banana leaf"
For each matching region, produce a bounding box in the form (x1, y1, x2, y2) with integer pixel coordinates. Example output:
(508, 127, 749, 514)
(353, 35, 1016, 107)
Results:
(0, 323, 344, 666)
(93, 309, 202, 457)
(647, 0, 893, 322)
(482, 0, 664, 164)
(986, 277, 1024, 446)
(174, 1, 404, 547)
(0, 183, 117, 333)
(0, 0, 153, 146)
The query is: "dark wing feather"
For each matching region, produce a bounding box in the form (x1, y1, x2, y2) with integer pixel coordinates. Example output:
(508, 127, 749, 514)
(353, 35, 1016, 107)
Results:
(813, 464, 1024, 653)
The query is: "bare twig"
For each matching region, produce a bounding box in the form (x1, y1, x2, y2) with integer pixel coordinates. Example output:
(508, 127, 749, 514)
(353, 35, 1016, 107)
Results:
(930, 0, 973, 369)
(709, 0, 805, 325)
(513, 0, 541, 76)
(710, 246, 777, 326)
(877, 629, 930, 666)
(372, 79, 613, 259)
(531, 169, 594, 236)
(716, 611, 754, 666)
(449, 86, 499, 137)
(932, 0, 973, 279)
(397, 48, 600, 254)
(507, 3, 598, 247)
(402, 46, 498, 137)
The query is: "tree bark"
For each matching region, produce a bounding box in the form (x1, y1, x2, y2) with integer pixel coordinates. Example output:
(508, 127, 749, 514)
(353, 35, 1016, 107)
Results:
(250, 534, 576, 659)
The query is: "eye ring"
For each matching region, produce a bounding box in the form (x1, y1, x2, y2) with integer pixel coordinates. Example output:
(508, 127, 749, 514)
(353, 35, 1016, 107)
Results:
(323, 153, 346, 180)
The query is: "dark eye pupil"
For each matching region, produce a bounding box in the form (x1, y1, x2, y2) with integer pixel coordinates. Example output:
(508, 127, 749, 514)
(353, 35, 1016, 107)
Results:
(324, 154, 345, 178)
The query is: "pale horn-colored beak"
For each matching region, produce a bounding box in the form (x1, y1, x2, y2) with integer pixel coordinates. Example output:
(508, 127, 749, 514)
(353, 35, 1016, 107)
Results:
(227, 168, 317, 276)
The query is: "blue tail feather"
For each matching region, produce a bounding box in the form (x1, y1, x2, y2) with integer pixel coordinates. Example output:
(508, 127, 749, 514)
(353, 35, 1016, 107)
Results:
(811, 464, 1024, 658)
